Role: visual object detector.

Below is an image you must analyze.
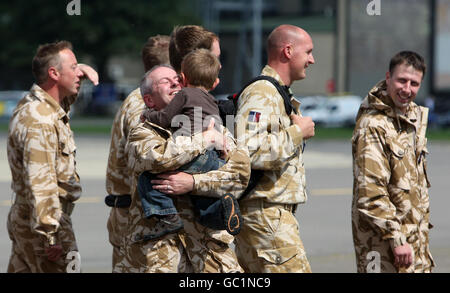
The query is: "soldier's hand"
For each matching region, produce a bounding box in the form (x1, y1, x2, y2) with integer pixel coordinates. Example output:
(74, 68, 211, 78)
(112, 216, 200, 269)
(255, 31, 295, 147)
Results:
(290, 114, 315, 140)
(202, 118, 226, 151)
(152, 171, 194, 195)
(45, 244, 63, 262)
(78, 63, 99, 86)
(393, 244, 413, 268)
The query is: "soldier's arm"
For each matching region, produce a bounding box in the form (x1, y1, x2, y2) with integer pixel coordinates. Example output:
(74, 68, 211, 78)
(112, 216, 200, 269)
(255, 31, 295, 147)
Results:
(60, 64, 99, 113)
(23, 124, 62, 246)
(122, 93, 146, 136)
(353, 126, 407, 248)
(146, 91, 186, 130)
(235, 85, 304, 171)
(191, 126, 251, 198)
(125, 122, 206, 174)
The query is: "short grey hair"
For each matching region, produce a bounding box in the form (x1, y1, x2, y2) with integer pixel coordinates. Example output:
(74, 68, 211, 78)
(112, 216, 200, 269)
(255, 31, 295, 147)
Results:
(139, 64, 174, 97)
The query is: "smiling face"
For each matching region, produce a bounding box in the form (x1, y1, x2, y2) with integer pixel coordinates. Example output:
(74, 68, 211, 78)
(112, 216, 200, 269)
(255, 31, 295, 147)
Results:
(386, 63, 423, 114)
(290, 31, 315, 81)
(267, 25, 315, 85)
(56, 48, 83, 98)
(144, 66, 181, 110)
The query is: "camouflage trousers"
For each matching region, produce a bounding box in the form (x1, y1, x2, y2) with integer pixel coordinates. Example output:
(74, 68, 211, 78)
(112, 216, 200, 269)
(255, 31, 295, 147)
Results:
(107, 207, 129, 269)
(353, 227, 435, 273)
(7, 203, 79, 273)
(234, 199, 311, 273)
(114, 196, 243, 273)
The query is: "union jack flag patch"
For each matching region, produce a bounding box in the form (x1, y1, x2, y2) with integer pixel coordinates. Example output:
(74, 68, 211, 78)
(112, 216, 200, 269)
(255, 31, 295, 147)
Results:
(248, 111, 261, 122)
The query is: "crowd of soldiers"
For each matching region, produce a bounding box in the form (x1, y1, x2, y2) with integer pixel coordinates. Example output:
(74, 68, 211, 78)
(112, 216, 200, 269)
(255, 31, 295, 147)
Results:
(5, 24, 434, 273)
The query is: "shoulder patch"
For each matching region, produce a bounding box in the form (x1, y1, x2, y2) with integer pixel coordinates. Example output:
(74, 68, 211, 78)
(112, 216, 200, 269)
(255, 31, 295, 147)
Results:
(248, 111, 261, 122)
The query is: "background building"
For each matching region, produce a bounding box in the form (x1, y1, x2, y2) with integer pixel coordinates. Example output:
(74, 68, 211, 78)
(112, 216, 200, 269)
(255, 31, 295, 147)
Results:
(0, 0, 448, 118)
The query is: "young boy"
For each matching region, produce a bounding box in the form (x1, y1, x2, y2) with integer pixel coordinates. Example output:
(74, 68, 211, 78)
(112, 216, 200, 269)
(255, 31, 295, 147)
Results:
(138, 49, 242, 241)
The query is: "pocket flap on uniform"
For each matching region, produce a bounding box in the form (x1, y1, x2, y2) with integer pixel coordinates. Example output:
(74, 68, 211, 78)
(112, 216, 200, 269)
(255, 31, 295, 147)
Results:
(60, 138, 76, 155)
(387, 137, 406, 158)
(256, 246, 299, 265)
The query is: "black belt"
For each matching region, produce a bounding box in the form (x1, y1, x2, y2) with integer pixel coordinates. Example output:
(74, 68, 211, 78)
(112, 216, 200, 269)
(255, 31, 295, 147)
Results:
(105, 194, 131, 208)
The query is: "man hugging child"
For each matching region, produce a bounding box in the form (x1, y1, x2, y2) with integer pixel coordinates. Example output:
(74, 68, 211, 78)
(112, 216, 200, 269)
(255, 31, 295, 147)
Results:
(137, 48, 243, 241)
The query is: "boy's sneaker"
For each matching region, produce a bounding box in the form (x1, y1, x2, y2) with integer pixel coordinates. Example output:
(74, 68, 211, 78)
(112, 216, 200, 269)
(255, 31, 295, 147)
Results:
(137, 214, 184, 242)
(221, 193, 243, 235)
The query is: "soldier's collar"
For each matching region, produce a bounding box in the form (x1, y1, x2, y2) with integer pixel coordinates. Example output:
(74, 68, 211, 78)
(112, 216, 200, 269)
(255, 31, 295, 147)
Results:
(30, 84, 68, 121)
(261, 65, 285, 86)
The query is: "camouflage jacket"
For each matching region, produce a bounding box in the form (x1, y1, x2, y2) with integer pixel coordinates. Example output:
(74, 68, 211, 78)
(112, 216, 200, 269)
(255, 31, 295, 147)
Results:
(126, 120, 250, 197)
(7, 84, 81, 245)
(106, 88, 146, 196)
(124, 120, 250, 242)
(352, 80, 431, 248)
(235, 65, 307, 204)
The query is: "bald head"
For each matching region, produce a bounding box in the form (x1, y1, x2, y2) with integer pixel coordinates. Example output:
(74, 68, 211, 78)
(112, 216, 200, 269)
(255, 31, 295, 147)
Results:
(266, 25, 314, 85)
(267, 25, 309, 58)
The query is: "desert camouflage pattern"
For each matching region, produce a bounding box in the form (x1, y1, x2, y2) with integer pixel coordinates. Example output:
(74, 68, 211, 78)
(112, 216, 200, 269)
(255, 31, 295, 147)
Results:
(234, 65, 306, 204)
(106, 88, 145, 196)
(352, 80, 434, 273)
(233, 65, 310, 272)
(114, 120, 250, 272)
(107, 206, 129, 268)
(105, 88, 146, 267)
(234, 200, 311, 273)
(114, 197, 242, 273)
(7, 84, 81, 272)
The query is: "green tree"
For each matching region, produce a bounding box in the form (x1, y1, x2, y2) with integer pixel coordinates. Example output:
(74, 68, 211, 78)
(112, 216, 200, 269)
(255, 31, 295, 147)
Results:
(0, 0, 200, 88)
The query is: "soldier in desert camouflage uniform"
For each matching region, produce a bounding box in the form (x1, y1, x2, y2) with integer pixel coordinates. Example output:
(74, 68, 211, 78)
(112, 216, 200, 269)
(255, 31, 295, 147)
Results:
(352, 51, 434, 273)
(105, 35, 170, 269)
(234, 25, 315, 273)
(113, 65, 250, 273)
(6, 41, 98, 273)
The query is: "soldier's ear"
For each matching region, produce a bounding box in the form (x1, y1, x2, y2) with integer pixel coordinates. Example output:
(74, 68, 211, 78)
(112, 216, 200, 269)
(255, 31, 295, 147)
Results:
(48, 66, 60, 82)
(385, 71, 391, 85)
(143, 94, 155, 108)
(282, 44, 293, 60)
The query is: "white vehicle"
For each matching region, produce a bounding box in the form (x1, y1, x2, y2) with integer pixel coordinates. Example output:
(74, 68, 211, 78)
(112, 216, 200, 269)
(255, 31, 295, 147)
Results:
(297, 95, 363, 127)
(297, 95, 329, 126)
(323, 95, 363, 127)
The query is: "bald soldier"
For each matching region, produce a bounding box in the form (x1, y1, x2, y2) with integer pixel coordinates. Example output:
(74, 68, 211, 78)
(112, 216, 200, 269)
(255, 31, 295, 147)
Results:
(234, 25, 315, 272)
(352, 51, 434, 273)
(7, 41, 98, 273)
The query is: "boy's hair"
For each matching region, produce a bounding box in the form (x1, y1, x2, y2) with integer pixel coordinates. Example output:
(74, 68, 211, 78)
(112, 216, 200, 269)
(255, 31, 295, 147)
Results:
(169, 25, 219, 73)
(142, 35, 170, 72)
(32, 41, 73, 84)
(389, 51, 426, 77)
(181, 48, 221, 90)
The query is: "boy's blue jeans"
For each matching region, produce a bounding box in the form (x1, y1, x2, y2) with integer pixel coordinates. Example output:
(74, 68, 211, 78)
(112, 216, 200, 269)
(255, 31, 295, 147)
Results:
(138, 150, 225, 229)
